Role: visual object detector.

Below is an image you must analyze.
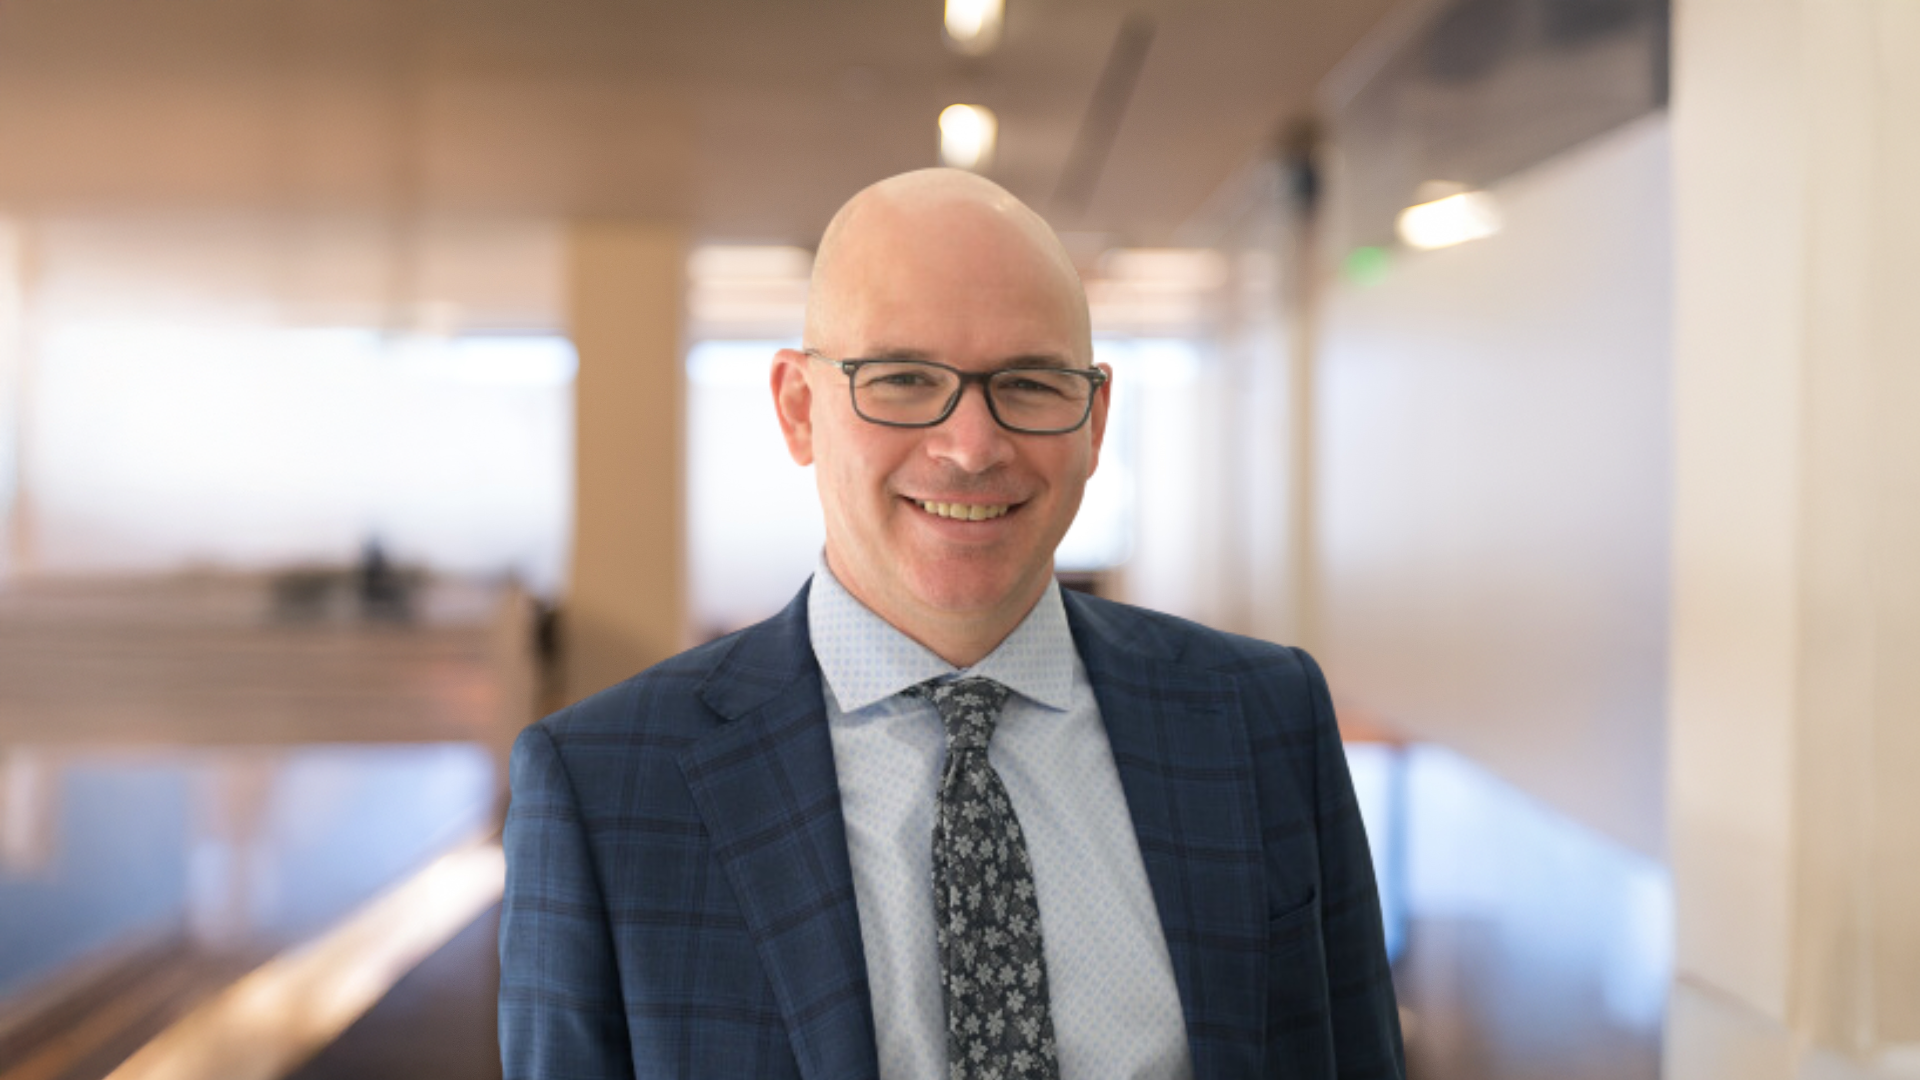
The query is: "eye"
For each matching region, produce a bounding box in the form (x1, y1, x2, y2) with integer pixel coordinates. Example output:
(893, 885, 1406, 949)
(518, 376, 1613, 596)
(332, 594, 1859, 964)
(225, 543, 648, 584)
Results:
(865, 369, 939, 388)
(997, 372, 1072, 397)
(1007, 377, 1060, 393)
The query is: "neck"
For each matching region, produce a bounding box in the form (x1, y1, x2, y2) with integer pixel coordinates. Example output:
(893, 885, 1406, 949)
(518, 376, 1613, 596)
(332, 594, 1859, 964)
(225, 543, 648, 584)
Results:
(824, 554, 1047, 669)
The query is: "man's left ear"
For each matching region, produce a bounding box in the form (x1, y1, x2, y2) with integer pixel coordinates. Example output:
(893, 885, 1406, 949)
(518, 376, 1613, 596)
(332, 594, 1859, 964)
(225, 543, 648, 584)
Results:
(1085, 361, 1113, 475)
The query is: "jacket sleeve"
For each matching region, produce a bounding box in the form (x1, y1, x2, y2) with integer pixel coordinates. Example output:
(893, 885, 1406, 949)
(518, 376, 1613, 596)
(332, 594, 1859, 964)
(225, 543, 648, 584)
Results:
(1294, 647, 1406, 1080)
(499, 722, 636, 1080)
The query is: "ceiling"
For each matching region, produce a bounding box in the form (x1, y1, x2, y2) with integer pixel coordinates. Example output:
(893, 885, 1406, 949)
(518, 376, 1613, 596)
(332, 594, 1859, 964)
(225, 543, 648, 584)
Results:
(0, 0, 1398, 246)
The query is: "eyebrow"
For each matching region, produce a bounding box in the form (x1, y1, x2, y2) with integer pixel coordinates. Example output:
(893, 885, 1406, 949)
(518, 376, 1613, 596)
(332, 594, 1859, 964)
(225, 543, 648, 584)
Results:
(856, 346, 936, 362)
(855, 346, 1079, 369)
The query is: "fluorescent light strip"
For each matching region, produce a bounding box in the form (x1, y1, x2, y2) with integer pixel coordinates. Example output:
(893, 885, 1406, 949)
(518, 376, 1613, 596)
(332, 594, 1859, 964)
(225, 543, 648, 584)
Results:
(1396, 191, 1502, 251)
(104, 835, 506, 1080)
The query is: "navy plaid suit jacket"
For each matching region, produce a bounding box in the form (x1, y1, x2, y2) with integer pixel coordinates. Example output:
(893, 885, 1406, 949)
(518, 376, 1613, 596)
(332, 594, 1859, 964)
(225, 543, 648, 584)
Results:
(500, 584, 1405, 1079)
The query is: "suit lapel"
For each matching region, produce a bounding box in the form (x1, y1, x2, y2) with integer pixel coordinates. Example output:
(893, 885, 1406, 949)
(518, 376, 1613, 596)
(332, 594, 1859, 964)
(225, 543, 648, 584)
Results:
(680, 587, 878, 1080)
(1064, 592, 1268, 1078)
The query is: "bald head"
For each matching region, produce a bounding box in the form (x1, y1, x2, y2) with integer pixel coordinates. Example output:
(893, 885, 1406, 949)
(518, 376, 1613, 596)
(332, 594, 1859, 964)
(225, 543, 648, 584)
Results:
(805, 169, 1091, 358)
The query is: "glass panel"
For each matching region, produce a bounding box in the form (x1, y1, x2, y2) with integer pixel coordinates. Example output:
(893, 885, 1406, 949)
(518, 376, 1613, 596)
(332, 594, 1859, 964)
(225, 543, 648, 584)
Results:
(851, 361, 960, 421)
(0, 744, 496, 1004)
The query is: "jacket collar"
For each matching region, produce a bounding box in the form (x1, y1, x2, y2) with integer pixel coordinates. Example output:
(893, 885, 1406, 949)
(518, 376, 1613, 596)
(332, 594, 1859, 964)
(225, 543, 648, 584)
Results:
(695, 583, 820, 722)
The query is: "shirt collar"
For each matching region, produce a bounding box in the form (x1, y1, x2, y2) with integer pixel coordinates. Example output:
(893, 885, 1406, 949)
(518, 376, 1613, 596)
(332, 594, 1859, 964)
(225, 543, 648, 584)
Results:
(807, 554, 1078, 715)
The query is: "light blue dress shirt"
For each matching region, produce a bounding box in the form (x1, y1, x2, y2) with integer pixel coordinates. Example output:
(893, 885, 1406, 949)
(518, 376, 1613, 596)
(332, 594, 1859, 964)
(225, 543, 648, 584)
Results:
(808, 559, 1193, 1080)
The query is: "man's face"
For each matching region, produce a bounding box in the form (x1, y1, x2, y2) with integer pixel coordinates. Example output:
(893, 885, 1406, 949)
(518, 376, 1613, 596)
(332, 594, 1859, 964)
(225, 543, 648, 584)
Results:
(773, 201, 1108, 638)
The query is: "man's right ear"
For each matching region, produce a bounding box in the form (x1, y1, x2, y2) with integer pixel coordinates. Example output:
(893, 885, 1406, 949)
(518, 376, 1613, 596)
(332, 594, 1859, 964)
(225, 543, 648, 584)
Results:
(770, 348, 815, 466)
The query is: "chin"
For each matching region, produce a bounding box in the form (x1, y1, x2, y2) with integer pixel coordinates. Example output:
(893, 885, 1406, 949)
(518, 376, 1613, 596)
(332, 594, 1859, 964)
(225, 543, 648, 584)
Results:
(902, 561, 1041, 616)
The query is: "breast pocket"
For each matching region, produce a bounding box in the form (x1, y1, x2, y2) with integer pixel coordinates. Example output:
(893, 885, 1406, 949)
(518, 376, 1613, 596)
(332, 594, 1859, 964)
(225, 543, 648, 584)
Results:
(1266, 887, 1336, 1077)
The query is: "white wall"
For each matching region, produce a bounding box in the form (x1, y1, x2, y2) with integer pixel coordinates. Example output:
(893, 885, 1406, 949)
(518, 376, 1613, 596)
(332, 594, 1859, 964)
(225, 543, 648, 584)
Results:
(685, 340, 823, 636)
(1314, 113, 1674, 859)
(1, 213, 576, 591)
(20, 325, 573, 593)
(0, 215, 575, 593)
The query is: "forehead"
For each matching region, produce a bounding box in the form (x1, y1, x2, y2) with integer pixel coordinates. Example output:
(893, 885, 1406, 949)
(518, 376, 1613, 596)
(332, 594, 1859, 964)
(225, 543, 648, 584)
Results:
(823, 201, 1088, 362)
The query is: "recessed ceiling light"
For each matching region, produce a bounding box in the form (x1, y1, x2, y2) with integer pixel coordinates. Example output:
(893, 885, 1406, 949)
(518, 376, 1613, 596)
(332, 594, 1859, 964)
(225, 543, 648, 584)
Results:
(945, 0, 1004, 55)
(939, 105, 997, 171)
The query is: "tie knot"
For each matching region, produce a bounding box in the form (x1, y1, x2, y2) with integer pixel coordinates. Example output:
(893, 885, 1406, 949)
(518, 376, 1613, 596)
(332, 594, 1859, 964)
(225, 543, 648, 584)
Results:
(909, 676, 1011, 753)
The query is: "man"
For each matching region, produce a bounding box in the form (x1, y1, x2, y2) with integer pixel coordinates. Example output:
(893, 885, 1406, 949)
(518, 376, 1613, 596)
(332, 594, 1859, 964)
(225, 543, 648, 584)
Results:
(501, 169, 1404, 1080)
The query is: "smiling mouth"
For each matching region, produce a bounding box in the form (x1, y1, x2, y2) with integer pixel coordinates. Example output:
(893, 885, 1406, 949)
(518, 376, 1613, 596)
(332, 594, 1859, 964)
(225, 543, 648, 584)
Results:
(912, 498, 1015, 522)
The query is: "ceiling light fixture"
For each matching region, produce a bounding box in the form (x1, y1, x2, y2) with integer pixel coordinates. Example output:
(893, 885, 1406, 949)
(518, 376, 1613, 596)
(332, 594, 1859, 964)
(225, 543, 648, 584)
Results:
(1396, 190, 1503, 251)
(945, 0, 1004, 55)
(939, 104, 997, 171)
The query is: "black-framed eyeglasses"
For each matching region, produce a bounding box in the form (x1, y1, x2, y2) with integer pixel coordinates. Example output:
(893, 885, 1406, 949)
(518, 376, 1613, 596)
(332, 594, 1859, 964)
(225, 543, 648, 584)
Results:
(805, 349, 1107, 435)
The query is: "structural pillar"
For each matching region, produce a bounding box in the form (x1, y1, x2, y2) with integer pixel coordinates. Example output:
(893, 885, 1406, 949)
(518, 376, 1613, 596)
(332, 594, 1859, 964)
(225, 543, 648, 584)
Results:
(1669, 1, 1920, 1076)
(562, 221, 688, 705)
(0, 220, 28, 583)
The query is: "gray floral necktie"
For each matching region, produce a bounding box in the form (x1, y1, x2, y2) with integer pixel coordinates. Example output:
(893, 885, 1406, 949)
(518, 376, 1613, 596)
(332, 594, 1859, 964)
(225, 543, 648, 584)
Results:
(910, 676, 1060, 1080)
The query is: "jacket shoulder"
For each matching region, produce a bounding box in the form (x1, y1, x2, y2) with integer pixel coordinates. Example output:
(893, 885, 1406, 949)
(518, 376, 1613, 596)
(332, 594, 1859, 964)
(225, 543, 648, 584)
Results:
(526, 627, 748, 750)
(1063, 589, 1313, 676)
(505, 626, 768, 823)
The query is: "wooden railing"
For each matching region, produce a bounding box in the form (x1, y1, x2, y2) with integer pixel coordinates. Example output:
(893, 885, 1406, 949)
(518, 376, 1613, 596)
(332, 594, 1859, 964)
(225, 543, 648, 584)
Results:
(0, 573, 539, 756)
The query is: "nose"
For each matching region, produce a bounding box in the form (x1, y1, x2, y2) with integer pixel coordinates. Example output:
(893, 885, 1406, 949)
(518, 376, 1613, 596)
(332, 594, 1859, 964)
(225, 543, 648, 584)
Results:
(925, 383, 1016, 474)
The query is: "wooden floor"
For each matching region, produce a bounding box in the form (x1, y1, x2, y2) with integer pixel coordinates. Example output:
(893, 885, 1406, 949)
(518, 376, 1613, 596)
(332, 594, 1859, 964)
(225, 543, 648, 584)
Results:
(0, 939, 262, 1080)
(283, 907, 502, 1080)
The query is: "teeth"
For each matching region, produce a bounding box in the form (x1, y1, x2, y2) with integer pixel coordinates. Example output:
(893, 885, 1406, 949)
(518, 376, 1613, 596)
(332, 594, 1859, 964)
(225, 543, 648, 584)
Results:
(916, 499, 1010, 521)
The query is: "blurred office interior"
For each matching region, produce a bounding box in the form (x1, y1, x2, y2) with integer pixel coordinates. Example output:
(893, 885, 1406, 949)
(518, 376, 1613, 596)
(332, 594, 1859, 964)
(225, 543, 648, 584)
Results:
(0, 0, 1914, 1078)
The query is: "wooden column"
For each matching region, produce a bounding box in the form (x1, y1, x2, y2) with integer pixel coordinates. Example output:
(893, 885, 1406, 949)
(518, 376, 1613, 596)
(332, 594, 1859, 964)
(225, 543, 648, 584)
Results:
(562, 221, 688, 705)
(1668, 1, 1920, 1075)
(0, 220, 28, 582)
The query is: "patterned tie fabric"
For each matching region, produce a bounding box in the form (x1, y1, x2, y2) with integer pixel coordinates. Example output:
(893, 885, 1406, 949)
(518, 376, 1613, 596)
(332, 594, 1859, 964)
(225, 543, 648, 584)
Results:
(909, 676, 1061, 1080)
